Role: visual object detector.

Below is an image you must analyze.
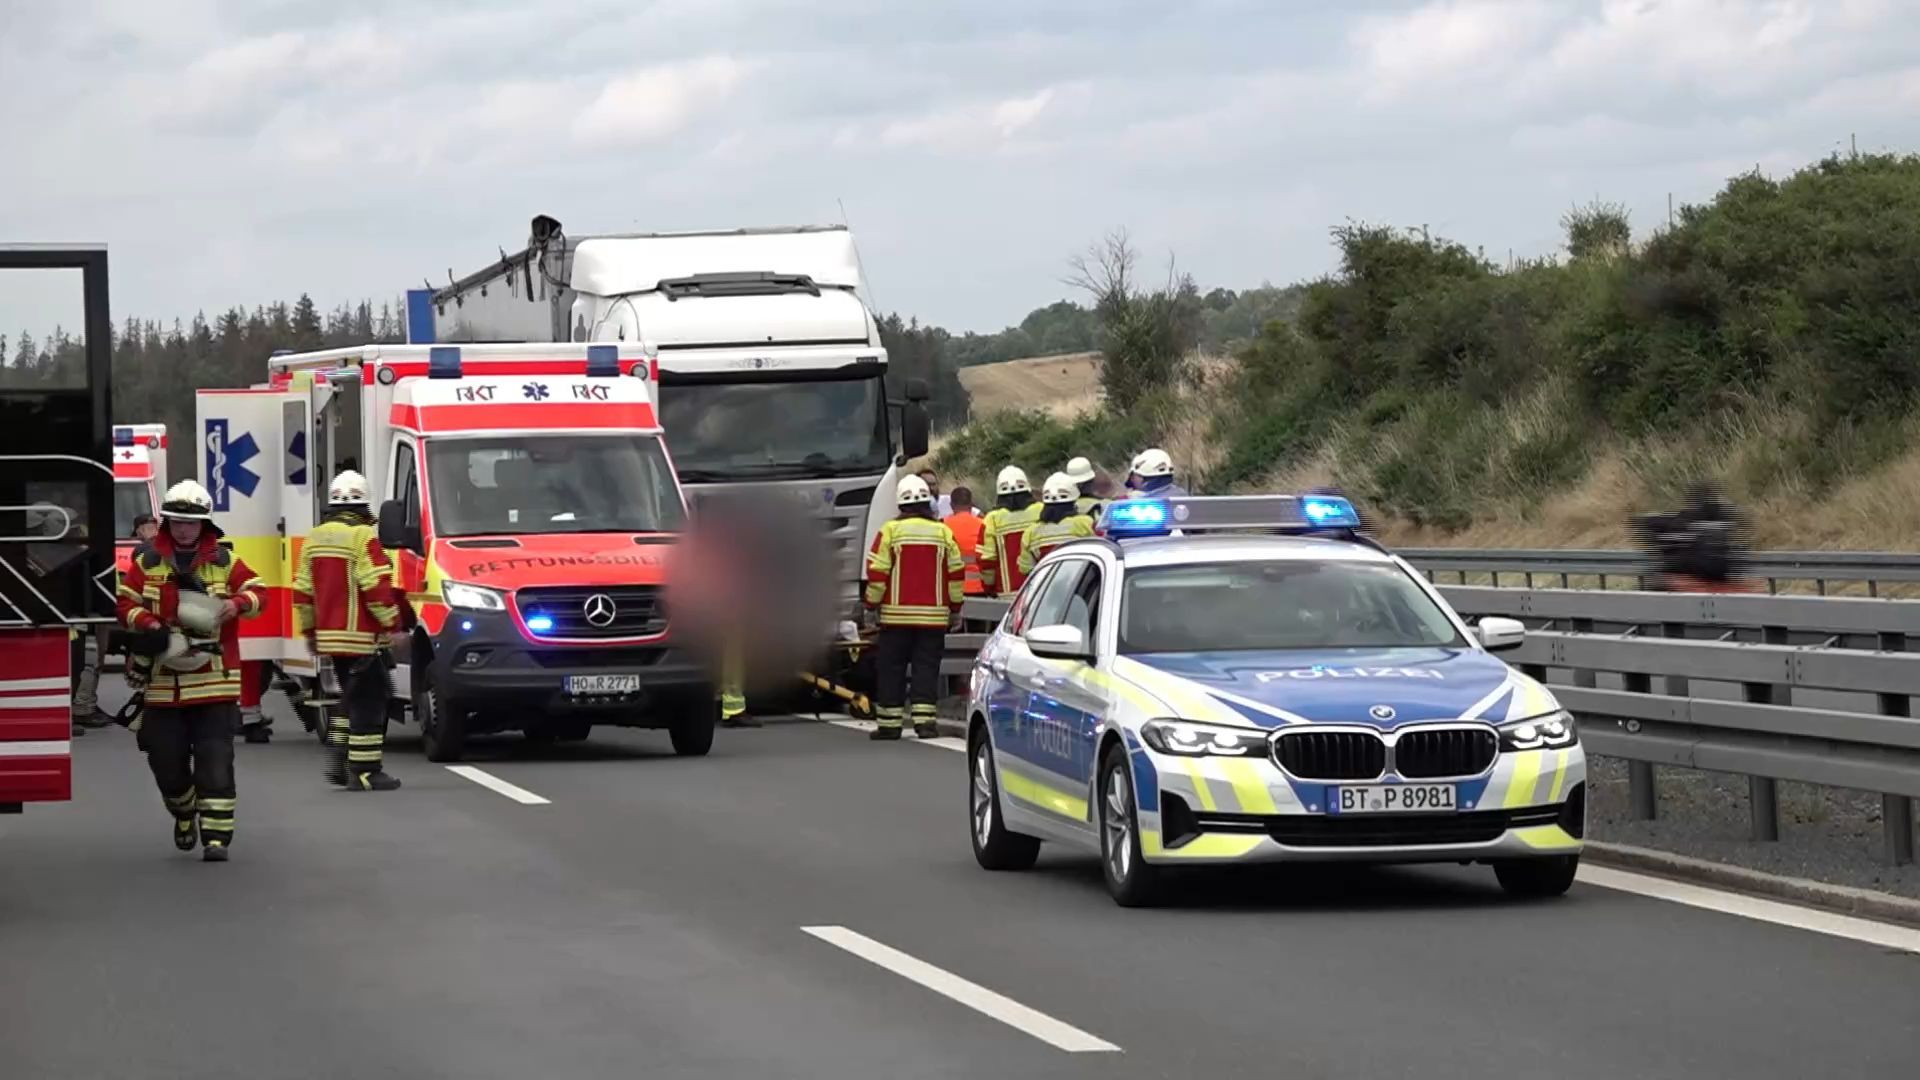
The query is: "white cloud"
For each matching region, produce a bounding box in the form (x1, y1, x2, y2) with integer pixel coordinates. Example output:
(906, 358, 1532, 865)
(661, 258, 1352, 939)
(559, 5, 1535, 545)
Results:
(571, 56, 751, 146)
(879, 86, 1065, 151)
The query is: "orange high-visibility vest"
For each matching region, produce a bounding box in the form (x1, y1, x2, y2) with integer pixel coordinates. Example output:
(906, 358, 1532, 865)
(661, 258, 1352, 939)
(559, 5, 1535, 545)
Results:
(943, 511, 986, 595)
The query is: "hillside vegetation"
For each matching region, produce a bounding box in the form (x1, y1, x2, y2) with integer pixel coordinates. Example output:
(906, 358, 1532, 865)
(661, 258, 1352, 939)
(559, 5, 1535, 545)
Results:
(932, 152, 1920, 550)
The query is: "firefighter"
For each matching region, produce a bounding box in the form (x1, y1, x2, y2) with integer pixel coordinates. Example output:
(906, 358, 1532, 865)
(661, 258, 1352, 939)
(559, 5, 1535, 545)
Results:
(293, 470, 405, 791)
(116, 480, 263, 862)
(1018, 472, 1098, 578)
(863, 475, 964, 740)
(1063, 456, 1104, 519)
(1125, 447, 1189, 498)
(978, 466, 1041, 598)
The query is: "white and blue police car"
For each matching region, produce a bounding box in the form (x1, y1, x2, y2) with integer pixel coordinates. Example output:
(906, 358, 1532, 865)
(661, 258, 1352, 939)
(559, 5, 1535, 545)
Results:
(965, 493, 1585, 907)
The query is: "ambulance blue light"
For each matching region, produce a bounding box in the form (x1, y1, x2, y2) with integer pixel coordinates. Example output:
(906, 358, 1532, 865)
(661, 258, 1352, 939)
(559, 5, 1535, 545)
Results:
(428, 346, 462, 379)
(525, 615, 554, 633)
(586, 344, 619, 377)
(112, 427, 134, 447)
(460, 620, 474, 633)
(1105, 498, 1171, 537)
(1301, 494, 1360, 528)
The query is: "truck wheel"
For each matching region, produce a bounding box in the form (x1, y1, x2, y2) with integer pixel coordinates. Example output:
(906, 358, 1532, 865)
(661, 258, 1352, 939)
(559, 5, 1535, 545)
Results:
(668, 698, 716, 757)
(417, 677, 468, 763)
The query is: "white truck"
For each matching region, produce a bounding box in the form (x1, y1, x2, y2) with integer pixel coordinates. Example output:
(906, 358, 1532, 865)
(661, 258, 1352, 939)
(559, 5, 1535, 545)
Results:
(411, 216, 931, 625)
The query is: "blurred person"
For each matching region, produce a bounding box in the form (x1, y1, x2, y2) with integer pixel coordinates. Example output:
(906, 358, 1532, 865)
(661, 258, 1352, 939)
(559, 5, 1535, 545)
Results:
(1018, 473, 1098, 577)
(863, 475, 964, 740)
(131, 513, 159, 543)
(1630, 481, 1754, 593)
(978, 466, 1041, 597)
(942, 486, 986, 596)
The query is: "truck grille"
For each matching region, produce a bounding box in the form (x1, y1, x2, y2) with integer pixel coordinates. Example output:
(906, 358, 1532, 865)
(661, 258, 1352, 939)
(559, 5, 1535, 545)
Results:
(1273, 731, 1385, 780)
(515, 585, 666, 640)
(1393, 728, 1498, 778)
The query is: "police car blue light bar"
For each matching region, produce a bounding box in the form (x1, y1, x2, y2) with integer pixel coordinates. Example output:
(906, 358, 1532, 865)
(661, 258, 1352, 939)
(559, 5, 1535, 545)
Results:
(1096, 493, 1365, 539)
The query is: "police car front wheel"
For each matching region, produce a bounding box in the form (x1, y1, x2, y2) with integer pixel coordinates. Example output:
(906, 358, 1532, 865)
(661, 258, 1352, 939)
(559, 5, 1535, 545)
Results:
(1493, 854, 1579, 898)
(969, 728, 1039, 871)
(1100, 745, 1164, 907)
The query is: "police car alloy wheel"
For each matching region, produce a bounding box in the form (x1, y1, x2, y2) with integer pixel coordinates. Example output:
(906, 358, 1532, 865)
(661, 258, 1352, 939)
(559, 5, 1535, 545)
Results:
(1099, 745, 1164, 907)
(970, 728, 1040, 871)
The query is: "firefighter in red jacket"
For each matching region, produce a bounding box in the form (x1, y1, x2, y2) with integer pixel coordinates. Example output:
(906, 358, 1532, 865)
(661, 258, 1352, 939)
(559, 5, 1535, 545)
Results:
(293, 470, 405, 791)
(116, 480, 264, 862)
(863, 475, 965, 740)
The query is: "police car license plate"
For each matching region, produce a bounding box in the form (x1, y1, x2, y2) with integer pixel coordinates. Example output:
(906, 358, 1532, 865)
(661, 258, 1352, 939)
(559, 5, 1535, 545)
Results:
(565, 674, 641, 696)
(1331, 784, 1456, 814)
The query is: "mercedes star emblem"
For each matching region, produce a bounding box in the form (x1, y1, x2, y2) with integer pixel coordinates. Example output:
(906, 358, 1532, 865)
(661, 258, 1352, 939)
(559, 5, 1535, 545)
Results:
(1369, 704, 1396, 721)
(583, 594, 618, 627)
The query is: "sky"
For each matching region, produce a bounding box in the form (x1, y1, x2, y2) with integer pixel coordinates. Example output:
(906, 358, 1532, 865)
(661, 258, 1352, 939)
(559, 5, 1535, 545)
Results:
(3, 0, 1920, 341)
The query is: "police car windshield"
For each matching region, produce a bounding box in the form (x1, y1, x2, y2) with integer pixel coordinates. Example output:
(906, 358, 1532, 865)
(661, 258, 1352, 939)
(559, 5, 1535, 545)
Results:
(656, 373, 889, 482)
(1119, 559, 1465, 653)
(425, 434, 686, 537)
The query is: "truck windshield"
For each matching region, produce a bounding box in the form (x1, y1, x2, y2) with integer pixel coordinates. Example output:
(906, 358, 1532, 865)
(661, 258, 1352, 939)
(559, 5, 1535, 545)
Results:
(656, 373, 889, 482)
(113, 482, 152, 539)
(424, 434, 686, 537)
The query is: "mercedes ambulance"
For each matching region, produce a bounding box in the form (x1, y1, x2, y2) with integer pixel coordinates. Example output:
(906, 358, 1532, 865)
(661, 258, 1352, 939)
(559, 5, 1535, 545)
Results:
(195, 342, 714, 763)
(110, 423, 167, 565)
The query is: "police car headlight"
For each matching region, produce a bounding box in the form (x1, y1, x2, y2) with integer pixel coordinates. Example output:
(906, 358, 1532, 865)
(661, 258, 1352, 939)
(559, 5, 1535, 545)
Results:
(1499, 711, 1578, 751)
(442, 581, 506, 612)
(1141, 718, 1264, 757)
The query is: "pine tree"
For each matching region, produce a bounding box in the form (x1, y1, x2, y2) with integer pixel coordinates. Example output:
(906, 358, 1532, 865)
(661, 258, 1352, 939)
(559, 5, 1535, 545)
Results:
(291, 294, 321, 349)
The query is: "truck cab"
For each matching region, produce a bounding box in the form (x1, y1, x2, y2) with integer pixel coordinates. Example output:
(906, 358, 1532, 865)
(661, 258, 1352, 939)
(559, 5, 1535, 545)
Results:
(197, 341, 715, 762)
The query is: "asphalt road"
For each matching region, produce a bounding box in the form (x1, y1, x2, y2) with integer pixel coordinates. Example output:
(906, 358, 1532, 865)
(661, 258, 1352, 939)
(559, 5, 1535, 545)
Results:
(4, 691, 1918, 1080)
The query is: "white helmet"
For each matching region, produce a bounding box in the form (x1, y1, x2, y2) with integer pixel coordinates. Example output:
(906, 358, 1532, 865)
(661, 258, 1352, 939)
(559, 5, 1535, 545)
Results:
(1129, 448, 1173, 479)
(160, 479, 215, 522)
(896, 475, 933, 506)
(1040, 472, 1077, 504)
(994, 466, 1031, 495)
(1064, 456, 1096, 484)
(173, 592, 225, 637)
(328, 470, 370, 506)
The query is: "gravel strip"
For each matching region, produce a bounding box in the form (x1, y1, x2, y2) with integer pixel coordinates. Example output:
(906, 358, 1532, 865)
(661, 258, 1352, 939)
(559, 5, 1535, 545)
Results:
(1585, 755, 1920, 899)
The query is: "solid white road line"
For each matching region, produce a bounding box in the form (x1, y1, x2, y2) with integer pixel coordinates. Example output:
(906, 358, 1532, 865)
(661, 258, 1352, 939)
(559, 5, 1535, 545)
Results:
(445, 765, 551, 806)
(827, 718, 966, 752)
(1579, 865, 1920, 955)
(801, 925, 1121, 1053)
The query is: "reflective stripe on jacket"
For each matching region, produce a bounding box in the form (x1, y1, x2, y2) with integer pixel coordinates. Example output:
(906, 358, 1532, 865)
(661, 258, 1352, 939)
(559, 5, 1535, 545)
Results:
(293, 513, 402, 655)
(978, 504, 1041, 596)
(116, 534, 263, 706)
(864, 517, 965, 628)
(1018, 514, 1097, 576)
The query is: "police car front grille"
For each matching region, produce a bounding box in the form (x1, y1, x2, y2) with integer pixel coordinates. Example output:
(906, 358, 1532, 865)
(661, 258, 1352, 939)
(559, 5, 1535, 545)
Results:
(515, 585, 667, 639)
(1273, 731, 1385, 780)
(1394, 728, 1498, 778)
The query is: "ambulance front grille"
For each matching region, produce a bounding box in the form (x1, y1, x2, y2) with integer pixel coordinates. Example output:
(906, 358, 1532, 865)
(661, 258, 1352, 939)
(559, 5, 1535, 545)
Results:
(515, 585, 667, 640)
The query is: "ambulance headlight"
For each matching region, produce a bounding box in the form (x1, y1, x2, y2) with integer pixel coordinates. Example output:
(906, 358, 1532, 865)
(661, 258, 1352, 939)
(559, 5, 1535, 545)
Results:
(442, 581, 506, 612)
(1141, 718, 1263, 757)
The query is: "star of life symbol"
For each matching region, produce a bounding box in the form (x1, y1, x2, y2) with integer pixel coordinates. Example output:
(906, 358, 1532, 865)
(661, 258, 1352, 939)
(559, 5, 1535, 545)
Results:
(523, 382, 550, 401)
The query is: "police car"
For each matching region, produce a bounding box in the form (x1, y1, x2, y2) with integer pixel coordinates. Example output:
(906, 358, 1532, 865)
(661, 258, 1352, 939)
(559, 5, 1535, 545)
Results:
(965, 493, 1585, 907)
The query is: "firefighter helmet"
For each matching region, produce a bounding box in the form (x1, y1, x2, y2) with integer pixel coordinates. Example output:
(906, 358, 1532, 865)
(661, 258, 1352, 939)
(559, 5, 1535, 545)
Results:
(1064, 456, 1096, 484)
(328, 470, 370, 506)
(174, 592, 225, 637)
(160, 480, 215, 522)
(1129, 448, 1173, 479)
(1040, 472, 1077, 504)
(896, 475, 933, 506)
(994, 466, 1031, 495)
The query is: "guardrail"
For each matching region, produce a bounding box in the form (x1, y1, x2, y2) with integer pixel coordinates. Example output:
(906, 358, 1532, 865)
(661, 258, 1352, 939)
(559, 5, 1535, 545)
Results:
(944, 586, 1920, 866)
(1402, 547, 1920, 595)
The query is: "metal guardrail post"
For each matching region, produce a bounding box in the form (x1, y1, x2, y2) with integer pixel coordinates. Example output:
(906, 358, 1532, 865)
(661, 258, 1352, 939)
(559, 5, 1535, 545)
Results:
(1877, 629, 1915, 866)
(1741, 625, 1791, 843)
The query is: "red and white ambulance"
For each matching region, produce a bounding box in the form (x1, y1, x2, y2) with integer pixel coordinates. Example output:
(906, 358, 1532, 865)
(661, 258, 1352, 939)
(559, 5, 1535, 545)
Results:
(110, 423, 167, 564)
(194, 342, 714, 762)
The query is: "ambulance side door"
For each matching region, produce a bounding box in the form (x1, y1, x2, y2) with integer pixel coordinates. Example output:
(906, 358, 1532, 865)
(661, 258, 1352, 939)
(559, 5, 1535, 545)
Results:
(388, 436, 425, 614)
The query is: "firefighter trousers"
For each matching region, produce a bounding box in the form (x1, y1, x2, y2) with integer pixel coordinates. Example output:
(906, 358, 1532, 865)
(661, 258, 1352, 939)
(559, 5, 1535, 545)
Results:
(142, 702, 238, 847)
(334, 655, 393, 780)
(874, 626, 944, 730)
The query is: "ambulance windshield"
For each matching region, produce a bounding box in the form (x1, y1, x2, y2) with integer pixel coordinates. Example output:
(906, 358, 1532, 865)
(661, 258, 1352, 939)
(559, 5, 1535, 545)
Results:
(425, 434, 686, 537)
(113, 481, 153, 539)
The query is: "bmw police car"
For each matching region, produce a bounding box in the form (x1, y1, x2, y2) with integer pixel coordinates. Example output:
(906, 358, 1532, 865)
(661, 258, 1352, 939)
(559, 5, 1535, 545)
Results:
(965, 493, 1585, 907)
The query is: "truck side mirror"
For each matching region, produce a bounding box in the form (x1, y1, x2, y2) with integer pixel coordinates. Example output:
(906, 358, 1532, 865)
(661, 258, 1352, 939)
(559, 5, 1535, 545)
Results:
(901, 402, 930, 460)
(904, 377, 930, 403)
(378, 500, 421, 553)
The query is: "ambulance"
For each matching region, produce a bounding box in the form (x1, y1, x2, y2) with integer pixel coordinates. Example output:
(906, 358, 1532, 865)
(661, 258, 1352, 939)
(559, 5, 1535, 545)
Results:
(110, 423, 167, 565)
(194, 341, 714, 763)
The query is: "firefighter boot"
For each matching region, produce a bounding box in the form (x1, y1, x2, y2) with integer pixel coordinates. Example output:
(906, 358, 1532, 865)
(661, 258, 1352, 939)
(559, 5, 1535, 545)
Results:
(166, 788, 198, 852)
(870, 705, 904, 741)
(345, 730, 402, 791)
(346, 770, 403, 792)
(324, 715, 349, 787)
(202, 841, 229, 862)
(911, 703, 940, 740)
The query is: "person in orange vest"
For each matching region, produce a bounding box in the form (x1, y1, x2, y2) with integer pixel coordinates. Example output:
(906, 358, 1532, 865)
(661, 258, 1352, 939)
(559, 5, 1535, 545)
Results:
(116, 480, 265, 862)
(978, 466, 1041, 597)
(942, 485, 986, 596)
(1019, 472, 1098, 577)
(863, 475, 965, 740)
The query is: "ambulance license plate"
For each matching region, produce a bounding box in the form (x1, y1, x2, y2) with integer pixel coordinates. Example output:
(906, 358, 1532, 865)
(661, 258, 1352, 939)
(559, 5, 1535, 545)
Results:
(1330, 784, 1456, 814)
(565, 674, 641, 696)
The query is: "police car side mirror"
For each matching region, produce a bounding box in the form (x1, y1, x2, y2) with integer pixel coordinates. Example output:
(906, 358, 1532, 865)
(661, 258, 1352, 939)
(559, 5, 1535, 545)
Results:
(1026, 623, 1091, 662)
(378, 500, 421, 554)
(1475, 617, 1526, 653)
